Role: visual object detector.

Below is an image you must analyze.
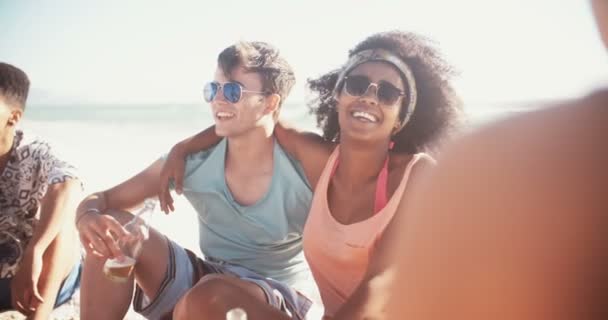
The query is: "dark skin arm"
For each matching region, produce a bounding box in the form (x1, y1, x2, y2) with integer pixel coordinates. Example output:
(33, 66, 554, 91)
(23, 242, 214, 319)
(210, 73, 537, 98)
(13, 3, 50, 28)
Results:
(272, 121, 335, 188)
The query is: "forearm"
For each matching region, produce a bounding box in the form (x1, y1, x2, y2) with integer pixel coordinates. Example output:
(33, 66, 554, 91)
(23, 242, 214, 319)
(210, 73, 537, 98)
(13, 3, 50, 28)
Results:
(27, 179, 82, 254)
(33, 229, 78, 319)
(75, 191, 108, 225)
(176, 125, 221, 155)
(77, 160, 164, 225)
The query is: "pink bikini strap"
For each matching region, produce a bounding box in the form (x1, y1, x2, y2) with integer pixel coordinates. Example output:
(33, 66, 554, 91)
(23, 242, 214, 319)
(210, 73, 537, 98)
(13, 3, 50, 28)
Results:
(330, 148, 391, 215)
(373, 156, 390, 214)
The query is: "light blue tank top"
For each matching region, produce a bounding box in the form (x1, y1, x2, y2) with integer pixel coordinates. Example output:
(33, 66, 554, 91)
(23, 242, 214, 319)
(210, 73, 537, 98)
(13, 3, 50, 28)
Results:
(177, 138, 313, 287)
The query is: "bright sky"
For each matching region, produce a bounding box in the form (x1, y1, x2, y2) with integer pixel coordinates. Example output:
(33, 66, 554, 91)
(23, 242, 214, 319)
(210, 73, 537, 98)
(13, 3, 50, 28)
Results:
(1, 0, 606, 106)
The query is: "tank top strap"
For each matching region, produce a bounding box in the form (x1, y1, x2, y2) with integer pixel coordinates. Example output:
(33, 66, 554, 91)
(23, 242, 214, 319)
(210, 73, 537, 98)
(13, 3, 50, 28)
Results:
(330, 152, 390, 215)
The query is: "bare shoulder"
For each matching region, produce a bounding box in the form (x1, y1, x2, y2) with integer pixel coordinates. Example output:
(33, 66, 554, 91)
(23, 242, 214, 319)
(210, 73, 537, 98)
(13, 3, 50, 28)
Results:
(274, 122, 336, 187)
(274, 122, 335, 162)
(417, 88, 608, 213)
(298, 139, 335, 187)
(291, 130, 336, 158)
(447, 88, 608, 162)
(390, 152, 435, 174)
(47, 178, 82, 192)
(316, 139, 337, 157)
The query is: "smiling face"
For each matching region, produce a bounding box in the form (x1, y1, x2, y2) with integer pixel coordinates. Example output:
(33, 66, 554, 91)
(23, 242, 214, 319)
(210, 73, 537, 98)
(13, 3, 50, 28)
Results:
(335, 61, 406, 145)
(208, 65, 271, 138)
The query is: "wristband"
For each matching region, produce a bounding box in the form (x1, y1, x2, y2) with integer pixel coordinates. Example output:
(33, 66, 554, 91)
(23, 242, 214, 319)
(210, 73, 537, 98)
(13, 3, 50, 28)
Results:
(76, 208, 101, 226)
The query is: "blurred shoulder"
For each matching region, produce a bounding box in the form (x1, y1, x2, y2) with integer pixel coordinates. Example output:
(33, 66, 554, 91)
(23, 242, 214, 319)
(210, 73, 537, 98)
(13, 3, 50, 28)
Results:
(391, 151, 435, 172)
(440, 88, 608, 164)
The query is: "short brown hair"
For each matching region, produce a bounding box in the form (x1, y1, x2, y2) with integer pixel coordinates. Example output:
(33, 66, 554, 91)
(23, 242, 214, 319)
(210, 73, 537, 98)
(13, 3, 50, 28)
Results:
(218, 41, 295, 108)
(0, 62, 30, 110)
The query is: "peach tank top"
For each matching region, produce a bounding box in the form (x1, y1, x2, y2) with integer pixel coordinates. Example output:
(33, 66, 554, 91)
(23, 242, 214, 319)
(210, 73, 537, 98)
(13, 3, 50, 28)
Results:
(303, 147, 427, 316)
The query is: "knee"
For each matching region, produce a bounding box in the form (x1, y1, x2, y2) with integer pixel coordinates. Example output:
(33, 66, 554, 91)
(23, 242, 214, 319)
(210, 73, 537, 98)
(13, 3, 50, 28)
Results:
(81, 251, 107, 280)
(174, 275, 239, 318)
(83, 251, 105, 267)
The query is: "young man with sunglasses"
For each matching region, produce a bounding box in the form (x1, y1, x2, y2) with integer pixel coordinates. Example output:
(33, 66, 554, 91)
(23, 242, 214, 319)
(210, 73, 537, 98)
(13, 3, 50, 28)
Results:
(75, 42, 317, 320)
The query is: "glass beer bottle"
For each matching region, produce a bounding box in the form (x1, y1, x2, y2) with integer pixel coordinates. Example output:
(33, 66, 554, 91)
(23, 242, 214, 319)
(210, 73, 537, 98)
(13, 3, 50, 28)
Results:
(103, 199, 156, 282)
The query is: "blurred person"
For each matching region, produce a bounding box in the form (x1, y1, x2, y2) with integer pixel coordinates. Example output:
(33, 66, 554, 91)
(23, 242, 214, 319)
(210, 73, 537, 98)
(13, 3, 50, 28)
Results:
(382, 1, 608, 319)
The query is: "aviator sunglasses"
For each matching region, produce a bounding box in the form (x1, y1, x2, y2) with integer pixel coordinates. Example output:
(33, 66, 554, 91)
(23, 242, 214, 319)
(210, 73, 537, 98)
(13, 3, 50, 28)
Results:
(203, 81, 266, 104)
(343, 75, 406, 106)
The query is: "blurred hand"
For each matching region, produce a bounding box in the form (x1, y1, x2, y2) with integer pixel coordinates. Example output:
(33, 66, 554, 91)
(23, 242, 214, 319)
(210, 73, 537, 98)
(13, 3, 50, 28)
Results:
(11, 249, 44, 315)
(159, 144, 187, 213)
(76, 211, 129, 259)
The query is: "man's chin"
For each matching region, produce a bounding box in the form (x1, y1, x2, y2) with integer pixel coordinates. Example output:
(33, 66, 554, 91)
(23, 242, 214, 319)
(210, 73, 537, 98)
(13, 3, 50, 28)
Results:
(214, 126, 231, 137)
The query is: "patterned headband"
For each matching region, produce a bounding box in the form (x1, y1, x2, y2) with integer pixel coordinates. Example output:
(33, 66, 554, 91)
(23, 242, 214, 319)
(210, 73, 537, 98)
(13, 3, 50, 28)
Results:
(334, 49, 418, 123)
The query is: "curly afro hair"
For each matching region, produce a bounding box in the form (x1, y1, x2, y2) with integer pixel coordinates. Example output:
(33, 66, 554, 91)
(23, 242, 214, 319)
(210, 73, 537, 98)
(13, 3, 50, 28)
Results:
(308, 31, 462, 153)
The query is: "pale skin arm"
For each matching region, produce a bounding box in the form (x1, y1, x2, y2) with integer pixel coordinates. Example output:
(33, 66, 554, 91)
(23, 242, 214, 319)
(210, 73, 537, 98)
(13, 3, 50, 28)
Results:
(11, 179, 82, 318)
(331, 156, 435, 320)
(158, 121, 335, 213)
(76, 160, 164, 259)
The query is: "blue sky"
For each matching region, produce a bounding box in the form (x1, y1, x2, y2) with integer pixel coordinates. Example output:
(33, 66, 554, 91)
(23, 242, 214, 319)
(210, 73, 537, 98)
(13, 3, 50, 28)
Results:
(1, 0, 606, 106)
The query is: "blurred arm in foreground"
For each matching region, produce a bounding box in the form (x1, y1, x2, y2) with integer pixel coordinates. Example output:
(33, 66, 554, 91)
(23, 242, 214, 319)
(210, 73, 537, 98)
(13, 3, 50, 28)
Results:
(385, 2, 608, 318)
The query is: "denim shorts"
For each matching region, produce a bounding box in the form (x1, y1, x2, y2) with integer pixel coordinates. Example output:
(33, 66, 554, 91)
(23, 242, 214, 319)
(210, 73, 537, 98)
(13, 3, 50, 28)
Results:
(0, 261, 81, 311)
(132, 238, 314, 320)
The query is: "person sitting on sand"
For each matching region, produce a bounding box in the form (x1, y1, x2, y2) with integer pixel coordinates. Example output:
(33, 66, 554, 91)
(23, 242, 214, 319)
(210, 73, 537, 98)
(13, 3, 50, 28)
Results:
(75, 41, 320, 320)
(0, 62, 83, 320)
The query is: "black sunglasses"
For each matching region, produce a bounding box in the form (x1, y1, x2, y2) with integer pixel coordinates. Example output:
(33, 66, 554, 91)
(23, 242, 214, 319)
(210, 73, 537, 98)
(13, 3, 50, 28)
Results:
(343, 75, 406, 106)
(203, 81, 266, 104)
